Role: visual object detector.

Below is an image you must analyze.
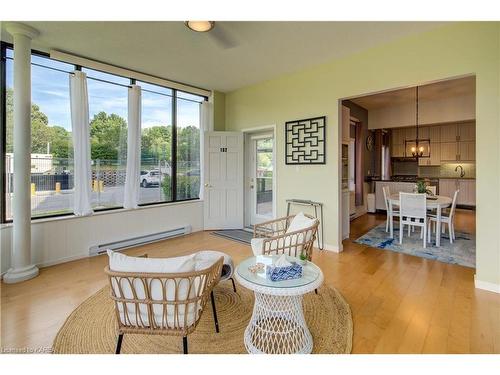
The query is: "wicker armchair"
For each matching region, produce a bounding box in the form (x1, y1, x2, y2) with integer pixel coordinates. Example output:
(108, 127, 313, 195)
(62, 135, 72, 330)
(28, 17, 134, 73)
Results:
(104, 256, 223, 354)
(252, 213, 319, 261)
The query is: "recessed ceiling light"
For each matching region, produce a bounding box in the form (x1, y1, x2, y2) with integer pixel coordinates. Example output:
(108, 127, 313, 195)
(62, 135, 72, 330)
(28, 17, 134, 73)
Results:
(185, 21, 215, 33)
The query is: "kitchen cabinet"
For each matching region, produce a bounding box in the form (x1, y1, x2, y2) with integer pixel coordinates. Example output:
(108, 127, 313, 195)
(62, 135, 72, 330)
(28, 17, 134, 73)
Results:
(458, 141, 475, 161)
(429, 125, 441, 142)
(439, 179, 457, 198)
(391, 128, 405, 157)
(418, 142, 440, 166)
(429, 142, 441, 165)
(458, 179, 476, 205)
(392, 144, 405, 157)
(458, 122, 475, 141)
(439, 178, 476, 206)
(391, 128, 405, 145)
(440, 142, 458, 161)
(440, 124, 458, 142)
(405, 127, 416, 141)
(418, 126, 429, 139)
(440, 140, 475, 162)
(375, 181, 415, 210)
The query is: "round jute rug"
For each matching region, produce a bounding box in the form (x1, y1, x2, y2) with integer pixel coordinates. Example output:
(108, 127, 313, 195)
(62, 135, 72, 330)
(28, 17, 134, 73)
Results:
(53, 283, 352, 354)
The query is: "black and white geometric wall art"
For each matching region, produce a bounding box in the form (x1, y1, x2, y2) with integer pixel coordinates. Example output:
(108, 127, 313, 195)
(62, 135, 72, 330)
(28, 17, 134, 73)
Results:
(285, 116, 326, 164)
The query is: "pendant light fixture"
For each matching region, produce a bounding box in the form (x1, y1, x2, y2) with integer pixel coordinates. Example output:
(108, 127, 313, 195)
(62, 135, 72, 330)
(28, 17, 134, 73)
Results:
(405, 86, 430, 159)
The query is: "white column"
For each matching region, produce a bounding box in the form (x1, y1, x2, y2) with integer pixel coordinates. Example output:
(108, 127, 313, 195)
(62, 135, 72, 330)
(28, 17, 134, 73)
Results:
(3, 23, 40, 284)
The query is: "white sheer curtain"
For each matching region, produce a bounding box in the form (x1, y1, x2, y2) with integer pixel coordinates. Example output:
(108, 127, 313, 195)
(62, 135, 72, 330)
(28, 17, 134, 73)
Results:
(199, 101, 213, 200)
(70, 70, 93, 216)
(124, 85, 142, 209)
(201, 100, 213, 132)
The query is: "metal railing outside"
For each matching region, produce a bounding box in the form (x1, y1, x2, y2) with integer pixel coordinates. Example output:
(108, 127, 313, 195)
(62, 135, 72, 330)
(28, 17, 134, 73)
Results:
(4, 156, 201, 219)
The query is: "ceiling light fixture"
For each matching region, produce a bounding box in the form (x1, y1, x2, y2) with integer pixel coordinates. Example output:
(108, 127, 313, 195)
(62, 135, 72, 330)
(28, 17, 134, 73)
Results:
(405, 86, 430, 159)
(184, 21, 215, 33)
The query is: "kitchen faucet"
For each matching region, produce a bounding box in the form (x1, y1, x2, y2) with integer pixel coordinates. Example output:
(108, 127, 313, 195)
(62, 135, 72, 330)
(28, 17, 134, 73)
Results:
(455, 165, 465, 178)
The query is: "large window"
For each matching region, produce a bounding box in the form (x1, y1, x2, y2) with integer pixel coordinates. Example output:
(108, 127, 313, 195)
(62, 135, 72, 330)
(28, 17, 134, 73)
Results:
(176, 92, 202, 200)
(138, 81, 173, 204)
(84, 67, 129, 210)
(4, 48, 74, 220)
(1, 44, 205, 223)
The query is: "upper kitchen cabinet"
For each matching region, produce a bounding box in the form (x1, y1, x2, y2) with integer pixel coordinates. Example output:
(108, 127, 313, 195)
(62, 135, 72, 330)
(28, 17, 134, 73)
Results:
(419, 142, 441, 166)
(418, 126, 429, 139)
(391, 128, 405, 145)
(458, 141, 475, 161)
(429, 125, 440, 142)
(392, 143, 405, 157)
(458, 122, 475, 141)
(405, 126, 416, 140)
(440, 123, 458, 142)
(440, 142, 458, 161)
(391, 128, 405, 157)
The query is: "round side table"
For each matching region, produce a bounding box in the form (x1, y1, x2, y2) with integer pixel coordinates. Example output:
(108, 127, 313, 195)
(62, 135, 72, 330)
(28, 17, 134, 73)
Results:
(235, 255, 323, 354)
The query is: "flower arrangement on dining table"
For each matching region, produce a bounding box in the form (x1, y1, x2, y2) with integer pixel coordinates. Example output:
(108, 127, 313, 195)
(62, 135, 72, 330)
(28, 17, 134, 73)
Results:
(415, 178, 434, 195)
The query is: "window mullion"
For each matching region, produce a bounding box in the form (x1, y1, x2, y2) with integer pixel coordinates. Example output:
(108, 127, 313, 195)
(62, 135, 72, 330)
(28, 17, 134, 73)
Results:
(172, 90, 177, 202)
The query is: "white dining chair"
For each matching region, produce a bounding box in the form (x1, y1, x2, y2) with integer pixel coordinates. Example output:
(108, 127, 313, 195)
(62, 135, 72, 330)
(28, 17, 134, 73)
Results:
(382, 186, 399, 233)
(427, 190, 459, 244)
(399, 193, 427, 248)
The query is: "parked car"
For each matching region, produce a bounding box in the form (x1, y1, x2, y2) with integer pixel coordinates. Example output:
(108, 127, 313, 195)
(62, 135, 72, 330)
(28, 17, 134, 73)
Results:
(140, 170, 163, 188)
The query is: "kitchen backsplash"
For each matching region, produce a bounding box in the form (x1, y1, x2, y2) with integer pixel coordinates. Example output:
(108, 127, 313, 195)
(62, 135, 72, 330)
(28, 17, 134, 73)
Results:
(419, 162, 476, 178)
(392, 161, 418, 175)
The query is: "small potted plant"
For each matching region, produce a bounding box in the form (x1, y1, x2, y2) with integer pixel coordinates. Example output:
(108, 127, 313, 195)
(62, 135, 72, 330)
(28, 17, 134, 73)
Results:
(415, 179, 433, 195)
(299, 252, 308, 265)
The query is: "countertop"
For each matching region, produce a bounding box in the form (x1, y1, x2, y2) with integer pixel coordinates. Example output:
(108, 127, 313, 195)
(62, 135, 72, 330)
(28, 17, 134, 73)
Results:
(369, 177, 476, 182)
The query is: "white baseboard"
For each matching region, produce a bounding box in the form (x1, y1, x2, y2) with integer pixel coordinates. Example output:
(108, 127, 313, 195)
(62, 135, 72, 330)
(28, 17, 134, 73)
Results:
(1, 229, 201, 280)
(1, 253, 91, 280)
(474, 275, 500, 293)
(321, 243, 341, 253)
(37, 253, 90, 269)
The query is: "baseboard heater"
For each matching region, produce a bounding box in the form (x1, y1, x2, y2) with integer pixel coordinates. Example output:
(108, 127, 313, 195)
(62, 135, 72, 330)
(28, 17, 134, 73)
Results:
(89, 225, 192, 256)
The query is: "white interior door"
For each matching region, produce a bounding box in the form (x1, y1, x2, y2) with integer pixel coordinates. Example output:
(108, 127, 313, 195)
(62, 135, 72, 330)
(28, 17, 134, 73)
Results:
(203, 131, 244, 229)
(248, 134, 274, 226)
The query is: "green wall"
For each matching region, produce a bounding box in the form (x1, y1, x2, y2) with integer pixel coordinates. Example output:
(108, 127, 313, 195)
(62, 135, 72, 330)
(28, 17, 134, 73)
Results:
(225, 22, 500, 287)
(213, 91, 226, 131)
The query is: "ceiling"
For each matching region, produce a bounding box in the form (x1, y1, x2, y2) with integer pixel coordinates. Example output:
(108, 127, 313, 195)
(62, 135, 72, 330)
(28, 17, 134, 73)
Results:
(350, 76, 476, 110)
(0, 21, 449, 93)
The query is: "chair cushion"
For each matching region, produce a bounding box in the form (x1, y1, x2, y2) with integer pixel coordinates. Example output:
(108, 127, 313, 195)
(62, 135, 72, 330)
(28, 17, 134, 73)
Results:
(107, 250, 198, 329)
(195, 250, 233, 280)
(286, 212, 316, 234)
(108, 250, 196, 274)
(286, 212, 316, 254)
(251, 213, 317, 257)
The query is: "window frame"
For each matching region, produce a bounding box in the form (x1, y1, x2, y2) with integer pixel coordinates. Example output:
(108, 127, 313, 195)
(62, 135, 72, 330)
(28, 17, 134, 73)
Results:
(0, 42, 206, 223)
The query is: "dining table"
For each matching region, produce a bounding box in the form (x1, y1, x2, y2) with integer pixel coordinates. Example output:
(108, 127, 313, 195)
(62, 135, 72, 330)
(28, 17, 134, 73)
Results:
(388, 193, 453, 247)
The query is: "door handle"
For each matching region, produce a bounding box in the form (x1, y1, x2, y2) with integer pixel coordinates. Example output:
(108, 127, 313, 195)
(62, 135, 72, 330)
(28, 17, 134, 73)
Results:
(204, 183, 212, 188)
(250, 185, 254, 189)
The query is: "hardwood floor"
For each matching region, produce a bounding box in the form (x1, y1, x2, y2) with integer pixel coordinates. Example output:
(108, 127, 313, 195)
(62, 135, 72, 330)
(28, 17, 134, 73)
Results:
(2, 209, 499, 354)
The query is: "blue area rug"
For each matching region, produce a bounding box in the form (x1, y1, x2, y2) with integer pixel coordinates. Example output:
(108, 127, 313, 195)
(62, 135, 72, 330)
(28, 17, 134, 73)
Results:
(354, 223, 475, 268)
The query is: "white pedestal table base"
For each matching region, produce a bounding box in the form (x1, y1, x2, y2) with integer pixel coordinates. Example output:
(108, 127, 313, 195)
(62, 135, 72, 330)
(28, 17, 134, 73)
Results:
(244, 292, 312, 354)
